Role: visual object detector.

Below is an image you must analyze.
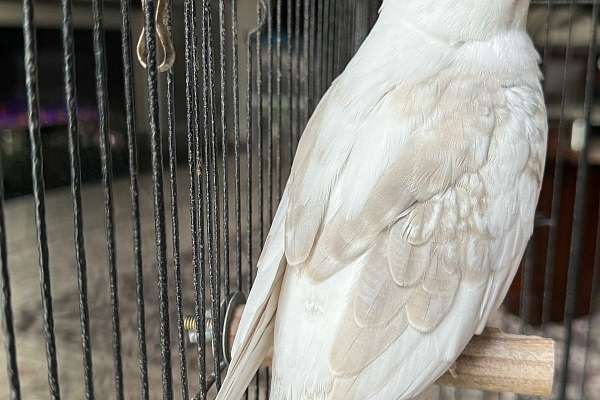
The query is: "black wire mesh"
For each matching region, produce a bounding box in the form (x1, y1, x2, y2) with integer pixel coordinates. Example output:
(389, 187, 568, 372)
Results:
(0, 0, 598, 399)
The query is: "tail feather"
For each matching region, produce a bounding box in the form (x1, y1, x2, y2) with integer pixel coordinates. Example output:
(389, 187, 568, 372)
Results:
(216, 270, 283, 400)
(216, 190, 290, 400)
(216, 318, 275, 400)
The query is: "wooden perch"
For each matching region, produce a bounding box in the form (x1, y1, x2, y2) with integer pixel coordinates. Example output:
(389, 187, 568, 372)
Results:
(224, 307, 555, 397)
(437, 328, 554, 396)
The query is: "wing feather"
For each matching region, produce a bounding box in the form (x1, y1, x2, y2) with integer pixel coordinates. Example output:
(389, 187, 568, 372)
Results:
(301, 86, 495, 283)
(354, 241, 413, 328)
(388, 225, 432, 287)
(281, 66, 545, 399)
(323, 79, 523, 389)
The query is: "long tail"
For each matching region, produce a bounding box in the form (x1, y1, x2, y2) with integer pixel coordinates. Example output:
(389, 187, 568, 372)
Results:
(215, 191, 289, 400)
(215, 282, 281, 400)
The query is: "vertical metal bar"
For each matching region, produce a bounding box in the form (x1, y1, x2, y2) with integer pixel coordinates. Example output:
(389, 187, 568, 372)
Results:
(335, 0, 345, 75)
(321, 0, 330, 92)
(245, 4, 255, 299)
(287, 0, 294, 164)
(60, 0, 94, 396)
(559, 0, 599, 397)
(341, 0, 349, 73)
(267, 0, 274, 220)
(303, 0, 310, 126)
(351, 0, 358, 52)
(264, 0, 271, 387)
(368, 0, 378, 27)
(0, 162, 20, 400)
(22, 0, 61, 397)
(327, 0, 336, 84)
(141, 0, 173, 397)
(341, 0, 349, 68)
(246, 3, 254, 299)
(219, 0, 231, 300)
(350, 0, 357, 56)
(167, 69, 189, 400)
(119, 0, 149, 397)
(517, 243, 535, 400)
(200, 0, 223, 388)
(293, 0, 301, 151)
(315, 0, 324, 98)
(581, 207, 600, 399)
(353, 0, 368, 51)
(192, 9, 209, 391)
(319, 0, 331, 92)
(184, 0, 207, 394)
(257, 0, 265, 247)
(254, 0, 265, 394)
(195, 106, 209, 400)
(333, 0, 340, 75)
(308, 0, 316, 111)
(276, 0, 283, 199)
(265, 367, 271, 398)
(90, 0, 124, 396)
(232, 0, 243, 293)
(519, 243, 535, 334)
(163, 0, 189, 397)
(541, 0, 576, 332)
(246, 0, 263, 388)
(540, 0, 553, 70)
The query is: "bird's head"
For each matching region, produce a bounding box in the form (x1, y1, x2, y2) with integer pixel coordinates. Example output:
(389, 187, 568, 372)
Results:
(381, 0, 531, 42)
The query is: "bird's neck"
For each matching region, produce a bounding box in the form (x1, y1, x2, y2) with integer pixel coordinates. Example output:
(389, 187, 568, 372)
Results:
(351, 13, 540, 86)
(377, 1, 531, 43)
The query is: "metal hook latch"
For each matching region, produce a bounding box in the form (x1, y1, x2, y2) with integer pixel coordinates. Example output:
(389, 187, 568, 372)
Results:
(137, 0, 176, 73)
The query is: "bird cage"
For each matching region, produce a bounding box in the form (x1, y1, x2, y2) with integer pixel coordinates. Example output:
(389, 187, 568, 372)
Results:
(0, 0, 598, 399)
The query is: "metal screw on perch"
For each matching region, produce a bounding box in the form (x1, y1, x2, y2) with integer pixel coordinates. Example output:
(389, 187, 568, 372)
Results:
(184, 292, 247, 365)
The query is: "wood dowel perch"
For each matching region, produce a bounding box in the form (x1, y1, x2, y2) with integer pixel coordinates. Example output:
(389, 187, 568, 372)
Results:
(221, 307, 555, 397)
(436, 328, 555, 397)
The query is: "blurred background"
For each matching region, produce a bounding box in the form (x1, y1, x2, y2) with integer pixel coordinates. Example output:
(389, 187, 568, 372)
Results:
(0, 1, 598, 399)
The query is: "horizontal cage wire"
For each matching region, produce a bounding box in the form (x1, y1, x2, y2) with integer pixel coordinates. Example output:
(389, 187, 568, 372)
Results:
(0, 0, 598, 399)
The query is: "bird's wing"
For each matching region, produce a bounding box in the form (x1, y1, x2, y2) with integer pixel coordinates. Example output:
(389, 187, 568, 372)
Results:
(284, 68, 546, 398)
(216, 187, 289, 400)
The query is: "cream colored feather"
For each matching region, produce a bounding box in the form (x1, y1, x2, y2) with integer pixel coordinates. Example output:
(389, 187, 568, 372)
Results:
(217, 0, 547, 399)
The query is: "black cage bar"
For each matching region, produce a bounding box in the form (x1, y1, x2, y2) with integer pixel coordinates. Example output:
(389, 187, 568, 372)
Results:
(0, 0, 599, 399)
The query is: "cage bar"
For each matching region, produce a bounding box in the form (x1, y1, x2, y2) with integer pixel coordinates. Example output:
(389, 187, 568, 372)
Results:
(90, 0, 125, 396)
(141, 0, 174, 397)
(0, 151, 20, 400)
(22, 0, 61, 397)
(558, 0, 600, 397)
(119, 0, 151, 397)
(60, 0, 95, 396)
(164, 0, 190, 396)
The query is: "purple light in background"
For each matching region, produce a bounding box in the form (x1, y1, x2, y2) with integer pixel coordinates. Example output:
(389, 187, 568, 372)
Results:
(0, 102, 98, 131)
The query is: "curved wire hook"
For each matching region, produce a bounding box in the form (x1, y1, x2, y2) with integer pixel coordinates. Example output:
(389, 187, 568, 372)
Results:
(137, 0, 176, 73)
(247, 0, 268, 40)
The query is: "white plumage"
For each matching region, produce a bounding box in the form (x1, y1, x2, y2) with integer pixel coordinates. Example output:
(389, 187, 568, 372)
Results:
(217, 0, 548, 399)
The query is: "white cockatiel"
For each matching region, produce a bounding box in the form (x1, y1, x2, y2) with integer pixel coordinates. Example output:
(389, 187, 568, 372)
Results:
(217, 0, 547, 399)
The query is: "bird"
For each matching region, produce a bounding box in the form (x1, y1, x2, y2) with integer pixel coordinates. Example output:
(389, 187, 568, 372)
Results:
(216, 0, 547, 399)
